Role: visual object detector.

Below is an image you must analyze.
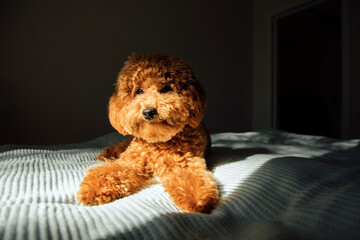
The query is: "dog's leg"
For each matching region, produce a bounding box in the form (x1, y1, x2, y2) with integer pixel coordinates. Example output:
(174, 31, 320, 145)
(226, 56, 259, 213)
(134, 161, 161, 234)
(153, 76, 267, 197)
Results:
(97, 136, 134, 161)
(159, 162, 218, 213)
(77, 161, 149, 205)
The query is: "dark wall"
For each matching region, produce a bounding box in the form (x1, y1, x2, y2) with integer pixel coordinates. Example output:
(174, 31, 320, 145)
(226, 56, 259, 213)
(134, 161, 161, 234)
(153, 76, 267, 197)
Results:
(0, 0, 253, 145)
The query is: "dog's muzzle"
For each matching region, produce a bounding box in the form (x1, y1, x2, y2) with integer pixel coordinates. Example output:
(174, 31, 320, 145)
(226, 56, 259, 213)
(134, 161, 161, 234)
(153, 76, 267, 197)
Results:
(142, 108, 157, 120)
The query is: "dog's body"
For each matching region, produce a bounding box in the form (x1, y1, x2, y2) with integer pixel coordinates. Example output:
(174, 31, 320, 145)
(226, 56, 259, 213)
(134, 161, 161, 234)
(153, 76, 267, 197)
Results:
(77, 53, 218, 213)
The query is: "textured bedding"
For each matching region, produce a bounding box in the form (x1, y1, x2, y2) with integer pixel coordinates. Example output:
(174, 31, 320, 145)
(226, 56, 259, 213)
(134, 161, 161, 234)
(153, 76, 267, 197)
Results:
(1, 129, 360, 240)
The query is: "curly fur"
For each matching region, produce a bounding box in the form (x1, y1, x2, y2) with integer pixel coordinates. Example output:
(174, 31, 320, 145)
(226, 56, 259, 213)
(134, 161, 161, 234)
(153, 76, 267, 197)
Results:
(77, 53, 218, 213)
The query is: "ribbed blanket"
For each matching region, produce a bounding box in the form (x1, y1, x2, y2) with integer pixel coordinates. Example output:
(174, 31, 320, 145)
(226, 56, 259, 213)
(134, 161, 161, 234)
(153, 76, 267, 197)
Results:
(1, 130, 360, 240)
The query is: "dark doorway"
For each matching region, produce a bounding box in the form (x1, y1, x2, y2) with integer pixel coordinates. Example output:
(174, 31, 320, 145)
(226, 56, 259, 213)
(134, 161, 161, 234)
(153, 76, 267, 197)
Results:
(274, 0, 342, 138)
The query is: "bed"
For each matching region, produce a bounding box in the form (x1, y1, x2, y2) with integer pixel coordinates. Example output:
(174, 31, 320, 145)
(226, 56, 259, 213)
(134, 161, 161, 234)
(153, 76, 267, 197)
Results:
(1, 129, 360, 240)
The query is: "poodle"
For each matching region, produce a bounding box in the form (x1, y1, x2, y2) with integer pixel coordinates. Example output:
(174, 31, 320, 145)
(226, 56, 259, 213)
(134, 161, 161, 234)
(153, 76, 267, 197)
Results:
(77, 53, 218, 213)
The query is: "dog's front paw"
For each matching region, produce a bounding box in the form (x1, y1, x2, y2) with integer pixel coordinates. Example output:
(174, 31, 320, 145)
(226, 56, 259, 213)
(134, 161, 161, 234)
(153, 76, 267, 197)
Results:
(77, 162, 149, 206)
(162, 168, 219, 213)
(77, 171, 123, 206)
(77, 182, 120, 206)
(77, 164, 130, 206)
(174, 190, 219, 213)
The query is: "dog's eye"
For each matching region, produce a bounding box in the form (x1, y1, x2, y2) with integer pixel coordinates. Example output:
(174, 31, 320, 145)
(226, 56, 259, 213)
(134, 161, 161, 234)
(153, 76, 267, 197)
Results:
(160, 86, 173, 93)
(136, 89, 144, 95)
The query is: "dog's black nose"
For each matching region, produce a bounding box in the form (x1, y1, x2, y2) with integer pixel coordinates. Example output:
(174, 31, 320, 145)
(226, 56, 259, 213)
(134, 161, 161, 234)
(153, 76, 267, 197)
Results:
(142, 108, 157, 120)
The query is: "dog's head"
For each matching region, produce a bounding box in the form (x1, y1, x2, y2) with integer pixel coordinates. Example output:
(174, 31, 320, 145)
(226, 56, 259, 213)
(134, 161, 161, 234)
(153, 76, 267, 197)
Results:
(108, 53, 207, 143)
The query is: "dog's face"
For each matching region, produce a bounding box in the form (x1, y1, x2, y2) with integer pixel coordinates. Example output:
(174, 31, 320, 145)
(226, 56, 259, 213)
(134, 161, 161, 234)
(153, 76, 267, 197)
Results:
(109, 53, 207, 143)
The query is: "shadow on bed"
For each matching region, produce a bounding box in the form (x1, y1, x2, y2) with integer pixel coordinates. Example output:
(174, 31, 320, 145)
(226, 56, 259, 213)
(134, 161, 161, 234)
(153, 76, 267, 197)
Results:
(316, 142, 360, 164)
(206, 146, 272, 170)
(116, 210, 305, 240)
(215, 155, 360, 240)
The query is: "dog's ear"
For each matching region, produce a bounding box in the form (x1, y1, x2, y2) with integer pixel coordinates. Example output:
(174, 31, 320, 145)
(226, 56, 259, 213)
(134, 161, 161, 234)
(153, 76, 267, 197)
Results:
(188, 81, 207, 128)
(108, 61, 135, 136)
(108, 92, 129, 136)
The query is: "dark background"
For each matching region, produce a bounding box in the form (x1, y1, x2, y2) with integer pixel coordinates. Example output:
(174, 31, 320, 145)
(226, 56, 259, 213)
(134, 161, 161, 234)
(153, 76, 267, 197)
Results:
(0, 0, 252, 145)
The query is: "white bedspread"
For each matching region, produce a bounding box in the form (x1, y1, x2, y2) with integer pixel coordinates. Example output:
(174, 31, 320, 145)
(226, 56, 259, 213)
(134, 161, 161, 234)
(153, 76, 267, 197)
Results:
(1, 130, 360, 240)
